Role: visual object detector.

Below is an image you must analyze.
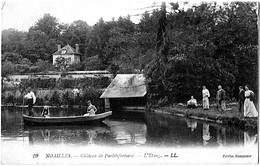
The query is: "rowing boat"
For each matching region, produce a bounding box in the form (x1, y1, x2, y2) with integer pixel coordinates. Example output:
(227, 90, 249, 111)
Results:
(23, 111, 112, 126)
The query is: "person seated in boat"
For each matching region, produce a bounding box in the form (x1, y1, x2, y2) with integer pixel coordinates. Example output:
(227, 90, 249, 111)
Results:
(187, 96, 197, 109)
(83, 100, 97, 116)
(41, 106, 50, 118)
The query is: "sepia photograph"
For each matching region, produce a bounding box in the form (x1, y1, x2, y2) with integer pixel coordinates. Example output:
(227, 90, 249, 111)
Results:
(1, 0, 259, 165)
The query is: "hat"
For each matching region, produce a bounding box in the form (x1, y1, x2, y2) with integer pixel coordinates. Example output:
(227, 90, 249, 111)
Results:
(87, 100, 91, 104)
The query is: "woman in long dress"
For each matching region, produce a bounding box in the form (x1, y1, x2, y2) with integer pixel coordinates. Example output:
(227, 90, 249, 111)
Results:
(244, 85, 258, 117)
(202, 86, 210, 110)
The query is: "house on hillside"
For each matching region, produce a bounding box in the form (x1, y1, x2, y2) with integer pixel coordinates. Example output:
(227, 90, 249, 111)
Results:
(53, 44, 82, 65)
(100, 74, 147, 112)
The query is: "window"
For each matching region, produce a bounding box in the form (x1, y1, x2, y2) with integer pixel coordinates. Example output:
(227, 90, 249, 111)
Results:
(61, 49, 67, 54)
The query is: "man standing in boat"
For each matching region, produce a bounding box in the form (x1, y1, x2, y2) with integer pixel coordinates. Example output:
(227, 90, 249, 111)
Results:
(24, 87, 36, 116)
(84, 100, 97, 116)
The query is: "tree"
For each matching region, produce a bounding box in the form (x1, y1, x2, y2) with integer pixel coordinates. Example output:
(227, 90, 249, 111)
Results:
(145, 2, 170, 104)
(1, 52, 23, 63)
(60, 20, 91, 55)
(1, 61, 15, 78)
(54, 57, 70, 76)
(86, 18, 113, 67)
(1, 29, 27, 54)
(25, 14, 63, 62)
(30, 13, 61, 38)
(35, 59, 55, 73)
(145, 2, 258, 103)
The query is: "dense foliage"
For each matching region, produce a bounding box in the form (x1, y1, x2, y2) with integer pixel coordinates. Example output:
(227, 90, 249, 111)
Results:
(145, 2, 258, 103)
(18, 77, 110, 90)
(2, 77, 110, 108)
(1, 2, 258, 103)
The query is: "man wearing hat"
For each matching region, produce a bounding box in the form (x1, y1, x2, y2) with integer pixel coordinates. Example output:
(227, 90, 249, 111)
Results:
(83, 100, 97, 116)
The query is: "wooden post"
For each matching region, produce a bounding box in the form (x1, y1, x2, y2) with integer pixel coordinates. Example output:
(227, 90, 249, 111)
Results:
(256, 2, 260, 110)
(104, 98, 110, 110)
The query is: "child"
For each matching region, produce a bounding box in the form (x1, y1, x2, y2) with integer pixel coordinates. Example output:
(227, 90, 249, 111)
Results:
(41, 106, 50, 118)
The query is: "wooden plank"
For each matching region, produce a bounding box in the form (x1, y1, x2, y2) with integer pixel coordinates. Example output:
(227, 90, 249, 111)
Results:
(122, 106, 145, 113)
(122, 106, 145, 110)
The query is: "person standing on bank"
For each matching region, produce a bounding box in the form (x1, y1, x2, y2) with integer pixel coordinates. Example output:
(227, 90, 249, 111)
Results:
(202, 86, 210, 110)
(244, 85, 258, 117)
(216, 85, 226, 111)
(238, 86, 245, 113)
(24, 87, 36, 116)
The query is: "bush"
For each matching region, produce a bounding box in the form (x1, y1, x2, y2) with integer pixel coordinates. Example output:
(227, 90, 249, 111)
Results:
(50, 90, 61, 106)
(81, 87, 104, 109)
(61, 90, 74, 106)
(2, 76, 111, 108)
(6, 94, 15, 106)
(19, 77, 56, 91)
(57, 77, 111, 89)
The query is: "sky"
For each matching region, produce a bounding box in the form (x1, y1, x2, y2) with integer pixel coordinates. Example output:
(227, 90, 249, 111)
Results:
(1, 0, 235, 31)
(1, 0, 168, 31)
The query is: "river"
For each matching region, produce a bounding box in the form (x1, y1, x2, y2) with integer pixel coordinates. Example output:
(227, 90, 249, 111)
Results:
(1, 106, 258, 164)
(2, 106, 257, 147)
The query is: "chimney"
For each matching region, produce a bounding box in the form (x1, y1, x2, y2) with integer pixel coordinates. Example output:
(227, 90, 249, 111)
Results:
(57, 44, 61, 51)
(75, 44, 79, 54)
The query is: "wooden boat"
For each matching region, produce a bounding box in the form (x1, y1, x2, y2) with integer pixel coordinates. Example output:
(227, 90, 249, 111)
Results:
(23, 111, 112, 126)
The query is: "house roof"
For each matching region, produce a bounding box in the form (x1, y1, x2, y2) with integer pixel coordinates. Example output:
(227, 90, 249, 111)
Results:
(53, 44, 82, 55)
(100, 74, 147, 98)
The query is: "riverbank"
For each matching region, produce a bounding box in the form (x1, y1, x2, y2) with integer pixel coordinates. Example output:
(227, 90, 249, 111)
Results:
(150, 104, 258, 130)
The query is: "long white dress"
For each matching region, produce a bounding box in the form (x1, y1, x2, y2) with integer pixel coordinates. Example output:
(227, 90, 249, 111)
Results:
(202, 89, 210, 109)
(244, 90, 258, 117)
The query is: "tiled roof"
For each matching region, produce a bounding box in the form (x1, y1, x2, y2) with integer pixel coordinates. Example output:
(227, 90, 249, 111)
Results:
(100, 74, 147, 98)
(53, 44, 82, 55)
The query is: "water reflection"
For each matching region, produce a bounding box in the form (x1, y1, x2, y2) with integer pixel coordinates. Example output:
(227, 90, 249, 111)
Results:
(244, 130, 258, 147)
(217, 127, 226, 146)
(106, 120, 146, 145)
(202, 124, 210, 145)
(24, 124, 114, 146)
(145, 112, 258, 147)
(186, 119, 197, 132)
(1, 106, 258, 148)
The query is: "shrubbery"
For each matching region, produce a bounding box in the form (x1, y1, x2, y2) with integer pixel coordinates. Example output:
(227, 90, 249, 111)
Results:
(19, 77, 56, 91)
(18, 76, 111, 90)
(2, 76, 110, 109)
(57, 77, 110, 89)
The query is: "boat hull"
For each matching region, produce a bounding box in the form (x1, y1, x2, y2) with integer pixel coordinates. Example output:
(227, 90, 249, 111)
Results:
(23, 111, 112, 126)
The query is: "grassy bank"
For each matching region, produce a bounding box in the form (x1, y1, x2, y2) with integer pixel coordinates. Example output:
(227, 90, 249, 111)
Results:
(150, 103, 258, 130)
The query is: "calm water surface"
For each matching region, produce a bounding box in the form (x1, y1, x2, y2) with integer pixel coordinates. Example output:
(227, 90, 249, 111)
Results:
(1, 106, 258, 148)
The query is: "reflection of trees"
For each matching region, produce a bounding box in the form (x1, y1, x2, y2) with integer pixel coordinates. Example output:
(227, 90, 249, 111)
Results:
(109, 121, 147, 145)
(25, 125, 114, 145)
(1, 107, 23, 136)
(94, 132, 118, 146)
(145, 112, 202, 146)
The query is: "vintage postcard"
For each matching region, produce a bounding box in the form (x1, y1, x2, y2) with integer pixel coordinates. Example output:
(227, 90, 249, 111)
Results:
(1, 0, 258, 165)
